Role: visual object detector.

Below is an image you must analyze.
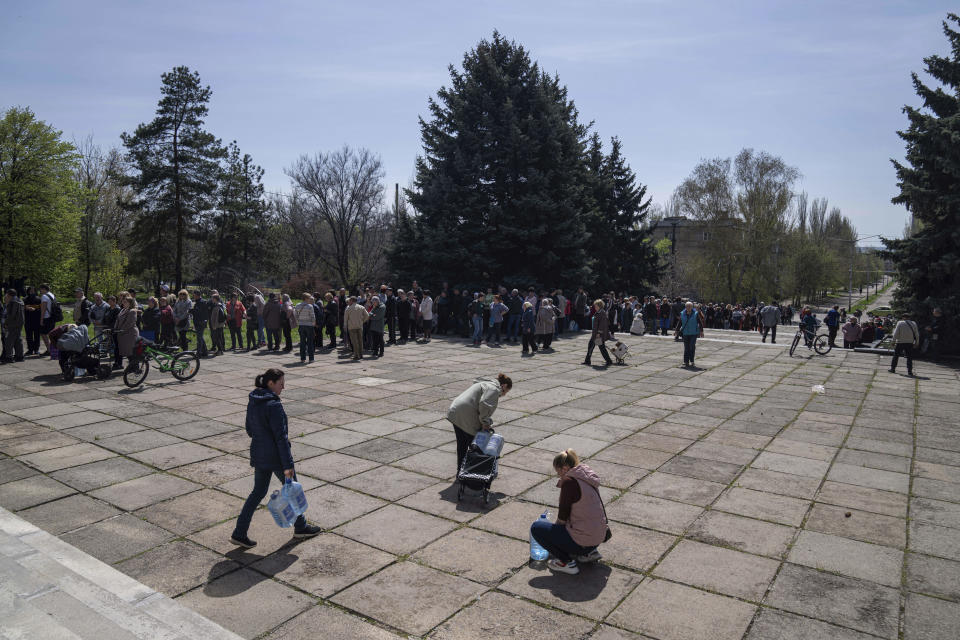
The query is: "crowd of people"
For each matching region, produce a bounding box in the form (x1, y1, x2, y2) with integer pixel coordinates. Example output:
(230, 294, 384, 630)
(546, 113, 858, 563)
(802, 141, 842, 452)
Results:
(0, 281, 945, 373)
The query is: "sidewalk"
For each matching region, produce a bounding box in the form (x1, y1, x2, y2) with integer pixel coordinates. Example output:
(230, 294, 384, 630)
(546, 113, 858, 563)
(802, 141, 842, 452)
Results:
(1, 329, 958, 639)
(0, 505, 241, 640)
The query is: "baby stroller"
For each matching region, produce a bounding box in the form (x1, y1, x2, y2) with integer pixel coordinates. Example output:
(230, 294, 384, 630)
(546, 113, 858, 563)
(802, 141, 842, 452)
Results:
(61, 339, 113, 382)
(457, 430, 504, 505)
(610, 340, 630, 365)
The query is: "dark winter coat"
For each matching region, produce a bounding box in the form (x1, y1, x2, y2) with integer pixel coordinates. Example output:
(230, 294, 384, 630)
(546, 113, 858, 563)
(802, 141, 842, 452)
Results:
(245, 388, 295, 471)
(262, 300, 283, 330)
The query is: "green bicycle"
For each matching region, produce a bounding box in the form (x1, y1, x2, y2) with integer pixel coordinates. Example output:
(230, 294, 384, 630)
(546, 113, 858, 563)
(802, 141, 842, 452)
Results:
(123, 339, 200, 388)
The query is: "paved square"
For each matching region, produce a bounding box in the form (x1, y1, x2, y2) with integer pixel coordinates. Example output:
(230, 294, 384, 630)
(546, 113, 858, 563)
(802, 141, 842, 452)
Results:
(0, 330, 957, 638)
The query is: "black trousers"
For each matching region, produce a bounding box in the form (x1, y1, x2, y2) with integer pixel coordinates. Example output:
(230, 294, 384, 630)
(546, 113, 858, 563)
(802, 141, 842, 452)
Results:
(282, 326, 292, 350)
(325, 323, 337, 348)
(453, 424, 474, 474)
(891, 344, 914, 373)
(371, 330, 384, 356)
(228, 323, 243, 349)
(522, 332, 537, 352)
(584, 339, 611, 364)
(398, 316, 409, 341)
(25, 324, 40, 353)
(245, 322, 257, 349)
(762, 325, 777, 342)
(828, 325, 839, 346)
(387, 317, 396, 343)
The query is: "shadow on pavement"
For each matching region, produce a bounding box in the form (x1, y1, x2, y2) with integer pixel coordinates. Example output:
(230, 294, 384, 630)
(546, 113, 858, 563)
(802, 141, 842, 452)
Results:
(526, 562, 612, 603)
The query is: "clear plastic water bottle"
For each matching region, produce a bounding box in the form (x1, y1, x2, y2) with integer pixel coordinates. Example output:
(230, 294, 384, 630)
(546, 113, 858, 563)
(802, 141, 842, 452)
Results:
(484, 433, 504, 457)
(282, 478, 308, 516)
(472, 430, 490, 451)
(530, 510, 550, 561)
(267, 489, 296, 527)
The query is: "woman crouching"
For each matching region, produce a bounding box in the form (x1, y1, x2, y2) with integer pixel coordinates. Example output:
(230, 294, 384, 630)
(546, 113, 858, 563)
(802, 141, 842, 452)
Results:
(531, 449, 608, 575)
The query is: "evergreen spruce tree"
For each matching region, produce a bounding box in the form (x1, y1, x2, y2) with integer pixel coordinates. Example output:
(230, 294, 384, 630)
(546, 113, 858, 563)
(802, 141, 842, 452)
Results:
(585, 133, 661, 292)
(206, 141, 270, 289)
(885, 13, 960, 352)
(403, 32, 592, 289)
(121, 66, 225, 290)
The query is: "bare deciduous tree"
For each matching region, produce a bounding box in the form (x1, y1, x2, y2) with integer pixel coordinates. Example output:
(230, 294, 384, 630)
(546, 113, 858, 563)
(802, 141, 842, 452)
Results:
(284, 146, 391, 286)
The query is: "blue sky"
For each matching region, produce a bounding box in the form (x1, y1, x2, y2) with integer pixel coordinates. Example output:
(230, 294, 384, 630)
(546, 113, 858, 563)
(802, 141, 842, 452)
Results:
(2, 0, 953, 241)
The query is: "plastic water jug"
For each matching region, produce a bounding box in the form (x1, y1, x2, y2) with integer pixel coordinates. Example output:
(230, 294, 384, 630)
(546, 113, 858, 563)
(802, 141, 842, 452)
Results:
(529, 510, 550, 561)
(483, 433, 504, 457)
(472, 430, 490, 451)
(267, 490, 296, 528)
(282, 478, 308, 516)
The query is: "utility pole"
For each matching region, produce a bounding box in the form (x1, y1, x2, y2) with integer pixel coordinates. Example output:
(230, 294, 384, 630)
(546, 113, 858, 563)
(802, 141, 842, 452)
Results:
(848, 240, 854, 312)
(394, 183, 400, 228)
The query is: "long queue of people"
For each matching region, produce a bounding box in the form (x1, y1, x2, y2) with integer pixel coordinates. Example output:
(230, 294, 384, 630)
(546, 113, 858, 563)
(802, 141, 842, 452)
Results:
(1, 282, 945, 372)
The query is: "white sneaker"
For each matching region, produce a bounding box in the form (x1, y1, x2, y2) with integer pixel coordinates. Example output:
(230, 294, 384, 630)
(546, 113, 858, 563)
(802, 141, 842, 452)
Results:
(576, 549, 602, 563)
(547, 558, 579, 574)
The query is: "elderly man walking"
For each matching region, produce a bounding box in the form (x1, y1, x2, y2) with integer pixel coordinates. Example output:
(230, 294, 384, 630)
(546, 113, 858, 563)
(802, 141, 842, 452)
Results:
(344, 296, 369, 360)
(760, 302, 781, 344)
(889, 313, 920, 377)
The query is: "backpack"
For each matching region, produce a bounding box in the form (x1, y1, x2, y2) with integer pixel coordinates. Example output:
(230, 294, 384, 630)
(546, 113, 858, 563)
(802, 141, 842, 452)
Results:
(50, 299, 63, 322)
(217, 304, 226, 324)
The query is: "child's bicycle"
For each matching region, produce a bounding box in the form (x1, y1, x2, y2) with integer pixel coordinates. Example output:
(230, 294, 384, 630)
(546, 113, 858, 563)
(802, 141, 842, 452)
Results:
(123, 338, 200, 388)
(789, 325, 832, 356)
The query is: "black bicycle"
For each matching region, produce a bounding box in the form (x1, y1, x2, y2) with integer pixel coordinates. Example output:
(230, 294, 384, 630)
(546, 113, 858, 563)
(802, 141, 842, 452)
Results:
(789, 325, 832, 357)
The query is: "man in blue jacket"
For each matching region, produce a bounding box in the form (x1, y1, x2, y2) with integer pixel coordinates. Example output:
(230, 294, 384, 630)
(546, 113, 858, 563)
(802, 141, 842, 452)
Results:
(825, 305, 841, 348)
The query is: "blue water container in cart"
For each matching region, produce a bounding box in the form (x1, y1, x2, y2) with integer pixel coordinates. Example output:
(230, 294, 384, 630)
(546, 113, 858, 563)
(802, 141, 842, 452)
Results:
(267, 490, 297, 527)
(282, 478, 308, 516)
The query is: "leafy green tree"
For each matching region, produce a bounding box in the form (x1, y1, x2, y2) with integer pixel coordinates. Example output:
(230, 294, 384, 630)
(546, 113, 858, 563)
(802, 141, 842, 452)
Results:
(121, 66, 225, 290)
(584, 134, 661, 292)
(884, 13, 960, 351)
(0, 107, 81, 285)
(400, 32, 592, 289)
(73, 137, 131, 293)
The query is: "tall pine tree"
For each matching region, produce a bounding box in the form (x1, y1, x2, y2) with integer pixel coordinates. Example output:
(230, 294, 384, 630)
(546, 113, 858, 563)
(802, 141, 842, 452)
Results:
(884, 13, 960, 352)
(400, 32, 592, 289)
(584, 134, 661, 293)
(205, 141, 270, 289)
(122, 66, 225, 290)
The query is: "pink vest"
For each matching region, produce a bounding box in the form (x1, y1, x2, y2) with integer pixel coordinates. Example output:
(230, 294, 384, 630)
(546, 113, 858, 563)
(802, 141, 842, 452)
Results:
(562, 465, 608, 547)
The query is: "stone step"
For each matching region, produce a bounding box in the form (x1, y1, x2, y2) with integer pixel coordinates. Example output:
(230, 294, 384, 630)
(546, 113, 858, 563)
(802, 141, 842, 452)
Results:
(0, 506, 242, 640)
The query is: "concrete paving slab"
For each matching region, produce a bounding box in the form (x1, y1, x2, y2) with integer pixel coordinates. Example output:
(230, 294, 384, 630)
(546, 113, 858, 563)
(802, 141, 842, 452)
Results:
(608, 577, 756, 640)
(117, 539, 238, 597)
(500, 562, 641, 620)
(654, 539, 780, 600)
(907, 552, 960, 602)
(89, 473, 201, 511)
(177, 567, 314, 639)
(330, 561, 486, 636)
(251, 533, 394, 597)
(431, 591, 595, 639)
(687, 510, 795, 558)
(335, 504, 457, 554)
(61, 513, 174, 564)
(263, 604, 403, 640)
(766, 563, 900, 638)
(413, 527, 528, 584)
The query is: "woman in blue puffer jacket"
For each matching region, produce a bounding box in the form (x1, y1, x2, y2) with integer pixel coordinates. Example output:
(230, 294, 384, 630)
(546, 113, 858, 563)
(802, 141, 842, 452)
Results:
(230, 368, 320, 547)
